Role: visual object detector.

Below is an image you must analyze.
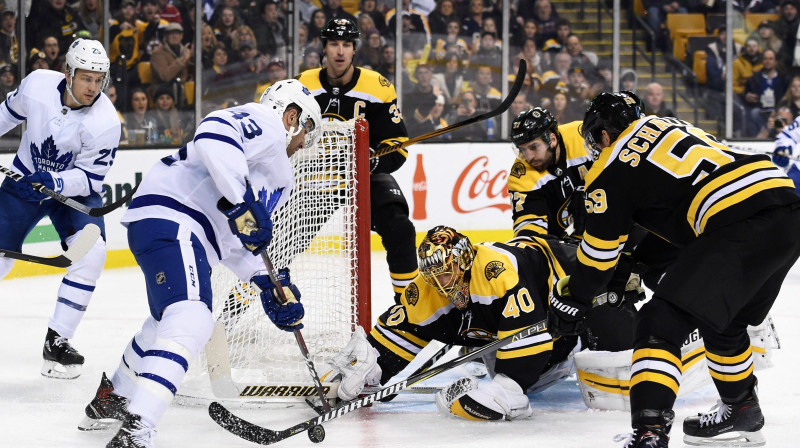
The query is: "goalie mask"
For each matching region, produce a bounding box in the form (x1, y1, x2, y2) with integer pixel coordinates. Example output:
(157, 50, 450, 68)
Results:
(418, 226, 476, 310)
(260, 79, 322, 151)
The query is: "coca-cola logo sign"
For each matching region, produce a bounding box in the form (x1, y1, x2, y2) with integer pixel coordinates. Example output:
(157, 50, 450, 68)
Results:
(452, 156, 510, 213)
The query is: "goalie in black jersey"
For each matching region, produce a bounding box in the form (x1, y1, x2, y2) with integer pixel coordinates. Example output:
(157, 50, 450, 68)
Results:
(296, 18, 417, 303)
(549, 91, 800, 448)
(325, 225, 581, 421)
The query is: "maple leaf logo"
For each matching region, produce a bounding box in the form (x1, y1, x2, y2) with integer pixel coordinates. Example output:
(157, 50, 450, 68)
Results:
(30, 136, 73, 172)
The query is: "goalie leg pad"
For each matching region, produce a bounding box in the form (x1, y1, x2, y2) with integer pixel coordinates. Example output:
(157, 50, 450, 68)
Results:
(436, 374, 533, 421)
(330, 326, 382, 401)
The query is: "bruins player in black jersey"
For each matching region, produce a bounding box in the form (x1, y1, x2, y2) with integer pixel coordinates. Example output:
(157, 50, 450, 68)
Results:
(297, 18, 417, 303)
(325, 225, 581, 421)
(549, 91, 800, 447)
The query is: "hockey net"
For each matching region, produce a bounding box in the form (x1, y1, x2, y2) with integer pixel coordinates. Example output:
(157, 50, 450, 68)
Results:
(177, 118, 371, 404)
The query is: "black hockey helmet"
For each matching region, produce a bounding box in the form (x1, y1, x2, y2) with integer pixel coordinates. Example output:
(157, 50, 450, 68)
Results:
(321, 18, 360, 49)
(581, 90, 645, 158)
(511, 107, 559, 147)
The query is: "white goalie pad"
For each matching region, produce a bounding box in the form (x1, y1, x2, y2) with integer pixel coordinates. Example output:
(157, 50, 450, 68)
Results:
(574, 316, 780, 411)
(435, 374, 533, 421)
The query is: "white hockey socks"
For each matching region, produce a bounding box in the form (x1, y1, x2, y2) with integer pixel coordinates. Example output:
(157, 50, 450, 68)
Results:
(49, 236, 105, 338)
(329, 326, 382, 401)
(435, 373, 533, 421)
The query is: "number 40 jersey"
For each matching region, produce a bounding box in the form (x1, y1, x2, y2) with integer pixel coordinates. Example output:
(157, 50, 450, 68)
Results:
(574, 116, 798, 299)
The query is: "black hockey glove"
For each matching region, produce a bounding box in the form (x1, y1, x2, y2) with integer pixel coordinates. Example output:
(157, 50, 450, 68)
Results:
(567, 186, 586, 236)
(548, 276, 590, 337)
(252, 268, 304, 332)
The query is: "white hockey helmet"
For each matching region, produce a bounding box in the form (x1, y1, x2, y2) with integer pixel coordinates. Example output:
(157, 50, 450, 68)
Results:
(260, 79, 322, 151)
(65, 38, 111, 91)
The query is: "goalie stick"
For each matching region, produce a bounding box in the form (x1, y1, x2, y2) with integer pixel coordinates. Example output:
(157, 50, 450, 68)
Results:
(0, 164, 139, 217)
(370, 59, 527, 158)
(208, 318, 549, 445)
(0, 223, 101, 267)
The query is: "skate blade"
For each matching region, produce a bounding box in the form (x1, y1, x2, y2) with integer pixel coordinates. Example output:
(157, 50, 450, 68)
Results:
(684, 430, 766, 447)
(41, 360, 82, 379)
(77, 415, 123, 431)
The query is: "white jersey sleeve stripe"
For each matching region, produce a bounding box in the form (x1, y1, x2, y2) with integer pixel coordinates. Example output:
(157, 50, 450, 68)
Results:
(200, 116, 238, 131)
(194, 132, 244, 153)
(4, 99, 24, 120)
(12, 155, 31, 175)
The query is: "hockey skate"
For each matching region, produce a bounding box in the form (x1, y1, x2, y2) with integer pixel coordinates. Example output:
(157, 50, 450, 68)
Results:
(78, 372, 130, 431)
(613, 410, 673, 448)
(106, 414, 156, 448)
(683, 387, 765, 447)
(41, 327, 84, 379)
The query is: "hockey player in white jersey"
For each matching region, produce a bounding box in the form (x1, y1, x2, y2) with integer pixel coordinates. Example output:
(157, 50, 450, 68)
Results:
(78, 79, 322, 448)
(772, 114, 800, 194)
(0, 38, 120, 379)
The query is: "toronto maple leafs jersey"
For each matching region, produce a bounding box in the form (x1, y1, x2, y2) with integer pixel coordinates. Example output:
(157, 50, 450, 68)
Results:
(507, 121, 592, 238)
(0, 70, 121, 198)
(368, 236, 576, 390)
(122, 103, 294, 281)
(570, 116, 799, 303)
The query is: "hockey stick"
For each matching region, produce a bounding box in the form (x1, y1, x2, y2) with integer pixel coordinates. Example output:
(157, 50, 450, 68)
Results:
(0, 164, 139, 217)
(259, 251, 332, 413)
(379, 342, 455, 402)
(0, 223, 101, 268)
(370, 59, 527, 158)
(208, 318, 549, 445)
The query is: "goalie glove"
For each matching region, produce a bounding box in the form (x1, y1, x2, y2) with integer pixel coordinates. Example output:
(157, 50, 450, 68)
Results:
(219, 185, 273, 254)
(548, 276, 590, 337)
(435, 374, 532, 421)
(252, 268, 304, 332)
(329, 326, 382, 400)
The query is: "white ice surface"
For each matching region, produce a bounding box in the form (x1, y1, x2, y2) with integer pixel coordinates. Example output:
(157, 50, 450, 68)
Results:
(1, 251, 799, 447)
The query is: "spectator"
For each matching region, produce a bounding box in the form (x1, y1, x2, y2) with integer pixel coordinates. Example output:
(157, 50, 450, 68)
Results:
(179, 0, 197, 46)
(734, 38, 764, 96)
(510, 90, 531, 118)
(208, 0, 247, 29)
(566, 66, 591, 102)
(433, 18, 469, 59)
(644, 1, 688, 50)
(108, 0, 137, 42)
(447, 90, 486, 140)
(751, 20, 783, 54)
(252, 0, 287, 60)
(432, 51, 465, 104)
(109, 29, 143, 111)
(41, 36, 65, 72)
(514, 37, 543, 75)
(200, 23, 219, 69)
(359, 0, 387, 33)
(778, 75, 800, 116)
(152, 84, 186, 144)
(253, 58, 286, 101)
(356, 29, 383, 68)
(470, 31, 502, 77)
(0, 7, 18, 67)
(74, 0, 102, 40)
(550, 89, 582, 123)
(0, 63, 16, 98)
(541, 17, 571, 54)
(775, 0, 800, 41)
(404, 63, 439, 135)
(512, 18, 539, 50)
(323, 0, 357, 23)
(137, 0, 169, 61)
(106, 84, 128, 145)
(307, 9, 328, 48)
(151, 22, 194, 97)
(460, 0, 489, 42)
(705, 26, 739, 91)
(532, 0, 559, 43)
(397, 12, 430, 54)
(358, 13, 378, 38)
(552, 50, 572, 80)
(566, 34, 598, 69)
(621, 68, 638, 92)
(157, 0, 182, 23)
(375, 43, 396, 83)
(297, 0, 318, 23)
(755, 105, 794, 138)
(745, 0, 780, 12)
(126, 88, 156, 143)
(299, 45, 321, 72)
(213, 6, 242, 49)
(386, 0, 431, 46)
(27, 48, 50, 74)
(644, 81, 676, 117)
(428, 0, 458, 36)
(26, 0, 78, 55)
(744, 49, 790, 135)
(202, 44, 235, 102)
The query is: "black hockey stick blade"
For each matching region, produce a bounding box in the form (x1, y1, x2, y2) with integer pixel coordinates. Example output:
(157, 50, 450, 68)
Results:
(0, 224, 101, 267)
(371, 59, 527, 158)
(209, 318, 548, 445)
(0, 164, 139, 217)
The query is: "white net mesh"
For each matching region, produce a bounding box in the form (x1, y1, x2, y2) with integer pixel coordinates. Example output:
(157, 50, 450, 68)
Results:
(178, 119, 368, 403)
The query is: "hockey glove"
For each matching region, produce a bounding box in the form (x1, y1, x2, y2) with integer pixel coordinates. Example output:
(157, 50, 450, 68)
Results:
(17, 171, 63, 202)
(435, 374, 532, 421)
(220, 187, 273, 254)
(252, 268, 304, 332)
(567, 186, 586, 236)
(330, 326, 382, 400)
(773, 145, 792, 168)
(548, 276, 590, 337)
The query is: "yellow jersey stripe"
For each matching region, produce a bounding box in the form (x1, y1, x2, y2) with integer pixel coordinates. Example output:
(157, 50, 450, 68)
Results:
(369, 327, 416, 362)
(697, 177, 795, 234)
